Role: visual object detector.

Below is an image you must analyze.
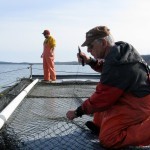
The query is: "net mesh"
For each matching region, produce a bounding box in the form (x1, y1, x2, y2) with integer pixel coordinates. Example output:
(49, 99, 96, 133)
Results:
(0, 79, 149, 150)
(0, 79, 31, 112)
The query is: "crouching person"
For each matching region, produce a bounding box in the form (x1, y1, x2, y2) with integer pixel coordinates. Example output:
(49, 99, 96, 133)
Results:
(66, 26, 150, 149)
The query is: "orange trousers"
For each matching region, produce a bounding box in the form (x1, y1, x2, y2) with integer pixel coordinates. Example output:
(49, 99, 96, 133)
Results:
(43, 56, 56, 81)
(93, 94, 150, 149)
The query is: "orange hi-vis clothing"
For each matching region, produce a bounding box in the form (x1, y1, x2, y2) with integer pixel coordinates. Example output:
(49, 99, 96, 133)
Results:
(75, 41, 150, 149)
(43, 35, 56, 81)
(93, 93, 150, 148)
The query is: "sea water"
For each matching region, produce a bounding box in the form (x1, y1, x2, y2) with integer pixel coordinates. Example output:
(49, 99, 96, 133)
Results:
(0, 64, 97, 92)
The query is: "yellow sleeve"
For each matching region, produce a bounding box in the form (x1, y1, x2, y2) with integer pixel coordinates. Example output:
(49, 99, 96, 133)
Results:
(50, 36, 56, 48)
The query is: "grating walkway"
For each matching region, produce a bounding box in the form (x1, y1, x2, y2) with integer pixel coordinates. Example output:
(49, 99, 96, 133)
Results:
(0, 79, 149, 150)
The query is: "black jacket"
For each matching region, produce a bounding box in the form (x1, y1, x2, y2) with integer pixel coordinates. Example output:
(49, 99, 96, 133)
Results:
(76, 41, 150, 116)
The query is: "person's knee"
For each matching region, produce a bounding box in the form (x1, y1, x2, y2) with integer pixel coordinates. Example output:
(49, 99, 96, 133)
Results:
(99, 134, 114, 148)
(99, 130, 126, 148)
(93, 112, 103, 127)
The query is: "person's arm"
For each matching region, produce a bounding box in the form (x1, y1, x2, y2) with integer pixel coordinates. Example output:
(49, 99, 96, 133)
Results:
(87, 58, 104, 73)
(50, 47, 55, 53)
(49, 37, 56, 53)
(66, 81, 124, 120)
(77, 52, 104, 73)
(50, 36, 56, 48)
(66, 62, 134, 120)
(81, 83, 124, 114)
(41, 41, 45, 58)
(66, 106, 84, 120)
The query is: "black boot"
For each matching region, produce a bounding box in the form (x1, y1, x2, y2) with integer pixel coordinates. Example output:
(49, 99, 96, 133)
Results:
(85, 121, 100, 135)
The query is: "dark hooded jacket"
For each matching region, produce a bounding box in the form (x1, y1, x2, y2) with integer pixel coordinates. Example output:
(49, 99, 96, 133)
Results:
(76, 41, 150, 116)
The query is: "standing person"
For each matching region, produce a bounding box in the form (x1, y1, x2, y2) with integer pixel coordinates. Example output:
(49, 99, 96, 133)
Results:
(41, 29, 56, 82)
(66, 26, 150, 149)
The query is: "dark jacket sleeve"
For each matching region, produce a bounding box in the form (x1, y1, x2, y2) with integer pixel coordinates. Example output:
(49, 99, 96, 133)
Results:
(87, 57, 104, 73)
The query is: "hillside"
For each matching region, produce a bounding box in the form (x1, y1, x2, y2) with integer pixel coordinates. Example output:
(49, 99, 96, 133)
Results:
(0, 61, 78, 65)
(0, 55, 150, 65)
(142, 55, 150, 65)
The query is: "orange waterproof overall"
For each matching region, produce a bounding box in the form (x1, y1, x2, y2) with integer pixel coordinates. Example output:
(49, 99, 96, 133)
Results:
(43, 36, 56, 81)
(93, 93, 150, 148)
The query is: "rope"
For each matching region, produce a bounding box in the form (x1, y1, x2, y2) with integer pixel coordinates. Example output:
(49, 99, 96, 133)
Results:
(0, 67, 29, 90)
(0, 67, 28, 74)
(32, 67, 98, 75)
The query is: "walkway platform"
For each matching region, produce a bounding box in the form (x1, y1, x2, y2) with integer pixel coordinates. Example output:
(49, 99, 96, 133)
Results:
(0, 77, 149, 150)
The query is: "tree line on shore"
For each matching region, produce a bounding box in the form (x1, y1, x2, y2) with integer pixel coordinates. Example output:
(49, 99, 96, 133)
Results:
(0, 55, 150, 65)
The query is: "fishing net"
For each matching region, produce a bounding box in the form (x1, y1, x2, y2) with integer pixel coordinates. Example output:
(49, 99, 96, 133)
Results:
(0, 79, 31, 112)
(0, 79, 149, 150)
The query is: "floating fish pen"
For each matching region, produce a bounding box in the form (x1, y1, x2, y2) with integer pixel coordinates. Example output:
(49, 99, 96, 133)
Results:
(0, 75, 149, 150)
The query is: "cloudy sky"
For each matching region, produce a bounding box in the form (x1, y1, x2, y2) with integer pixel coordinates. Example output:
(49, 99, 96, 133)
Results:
(0, 0, 150, 63)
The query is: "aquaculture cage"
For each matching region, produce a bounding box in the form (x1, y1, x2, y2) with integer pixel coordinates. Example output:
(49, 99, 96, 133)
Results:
(0, 78, 149, 150)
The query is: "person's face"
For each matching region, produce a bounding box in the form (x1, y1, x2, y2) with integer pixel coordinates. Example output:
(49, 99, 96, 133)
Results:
(87, 39, 106, 59)
(43, 34, 49, 38)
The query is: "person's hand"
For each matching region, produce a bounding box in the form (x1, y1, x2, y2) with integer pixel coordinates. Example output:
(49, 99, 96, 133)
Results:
(66, 110, 77, 120)
(77, 52, 91, 64)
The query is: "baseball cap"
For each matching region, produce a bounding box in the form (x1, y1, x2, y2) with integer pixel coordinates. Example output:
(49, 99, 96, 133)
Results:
(42, 30, 50, 35)
(81, 26, 110, 47)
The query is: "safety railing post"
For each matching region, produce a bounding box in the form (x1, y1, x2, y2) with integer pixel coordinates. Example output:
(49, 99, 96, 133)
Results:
(29, 64, 33, 79)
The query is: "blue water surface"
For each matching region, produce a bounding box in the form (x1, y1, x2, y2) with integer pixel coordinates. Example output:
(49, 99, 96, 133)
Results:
(0, 64, 97, 92)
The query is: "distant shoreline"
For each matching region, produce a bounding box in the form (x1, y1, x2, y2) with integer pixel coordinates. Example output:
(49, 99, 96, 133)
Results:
(0, 55, 150, 65)
(0, 61, 79, 65)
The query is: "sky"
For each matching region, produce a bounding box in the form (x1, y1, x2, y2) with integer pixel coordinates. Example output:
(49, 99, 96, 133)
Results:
(0, 0, 150, 63)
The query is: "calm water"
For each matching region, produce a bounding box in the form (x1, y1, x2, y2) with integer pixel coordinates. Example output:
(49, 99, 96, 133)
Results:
(0, 64, 97, 92)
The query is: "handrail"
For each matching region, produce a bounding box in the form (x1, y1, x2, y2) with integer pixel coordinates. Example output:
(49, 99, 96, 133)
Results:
(0, 66, 30, 90)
